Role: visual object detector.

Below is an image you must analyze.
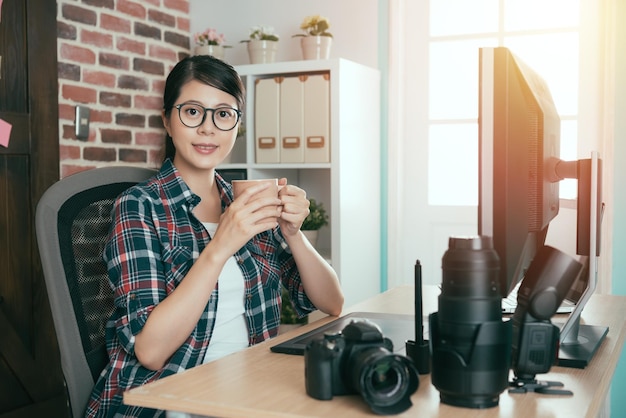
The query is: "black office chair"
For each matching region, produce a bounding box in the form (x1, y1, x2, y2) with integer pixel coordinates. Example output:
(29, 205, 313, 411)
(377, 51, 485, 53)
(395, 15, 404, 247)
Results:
(36, 166, 156, 418)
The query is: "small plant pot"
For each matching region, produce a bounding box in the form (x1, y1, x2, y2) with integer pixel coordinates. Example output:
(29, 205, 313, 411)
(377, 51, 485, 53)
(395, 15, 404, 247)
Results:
(300, 36, 332, 60)
(247, 40, 278, 64)
(193, 45, 225, 60)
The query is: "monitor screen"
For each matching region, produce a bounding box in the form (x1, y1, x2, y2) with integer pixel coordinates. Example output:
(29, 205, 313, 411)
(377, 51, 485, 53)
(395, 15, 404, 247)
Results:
(478, 47, 607, 368)
(478, 46, 561, 298)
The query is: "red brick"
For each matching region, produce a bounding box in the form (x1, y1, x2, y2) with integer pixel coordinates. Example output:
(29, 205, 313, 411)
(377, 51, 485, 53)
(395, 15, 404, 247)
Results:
(62, 4, 97, 26)
(148, 114, 164, 129)
(58, 21, 77, 40)
(149, 44, 178, 61)
(90, 109, 113, 124)
(135, 95, 162, 110)
(152, 79, 166, 96)
(99, 52, 130, 70)
(177, 17, 190, 32)
(62, 84, 97, 104)
(62, 124, 75, 139)
(119, 148, 147, 163)
(100, 91, 132, 107)
(84, 0, 114, 9)
(58, 62, 81, 81)
(60, 43, 97, 64)
(136, 131, 165, 147)
(164, 31, 188, 49)
(58, 103, 76, 121)
(117, 36, 146, 55)
(101, 13, 132, 34)
(116, 113, 146, 127)
(134, 22, 161, 40)
(148, 9, 176, 28)
(134, 58, 164, 75)
(117, 0, 147, 19)
(84, 146, 117, 162)
(60, 144, 82, 159)
(164, 0, 189, 13)
(84, 70, 116, 87)
(101, 129, 132, 144)
(119, 75, 149, 90)
(81, 29, 114, 49)
(149, 149, 165, 166)
(57, 0, 190, 172)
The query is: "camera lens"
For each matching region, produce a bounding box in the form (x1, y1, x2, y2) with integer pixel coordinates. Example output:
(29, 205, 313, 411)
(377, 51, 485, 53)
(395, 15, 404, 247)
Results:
(347, 347, 419, 415)
(368, 359, 401, 394)
(430, 236, 512, 409)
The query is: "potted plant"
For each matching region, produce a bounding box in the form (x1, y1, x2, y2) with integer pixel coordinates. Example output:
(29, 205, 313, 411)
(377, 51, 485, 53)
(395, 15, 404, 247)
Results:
(301, 198, 328, 248)
(280, 287, 308, 329)
(240, 25, 279, 64)
(292, 15, 333, 60)
(192, 27, 230, 59)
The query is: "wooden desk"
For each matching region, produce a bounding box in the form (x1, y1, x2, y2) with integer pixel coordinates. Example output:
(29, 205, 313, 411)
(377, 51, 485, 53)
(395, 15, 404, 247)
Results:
(124, 286, 626, 417)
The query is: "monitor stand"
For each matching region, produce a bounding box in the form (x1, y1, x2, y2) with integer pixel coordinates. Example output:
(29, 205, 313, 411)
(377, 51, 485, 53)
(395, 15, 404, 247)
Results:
(557, 316, 608, 369)
(556, 152, 608, 369)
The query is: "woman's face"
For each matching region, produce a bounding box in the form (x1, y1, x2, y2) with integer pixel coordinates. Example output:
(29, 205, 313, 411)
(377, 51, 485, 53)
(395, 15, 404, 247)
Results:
(163, 79, 240, 174)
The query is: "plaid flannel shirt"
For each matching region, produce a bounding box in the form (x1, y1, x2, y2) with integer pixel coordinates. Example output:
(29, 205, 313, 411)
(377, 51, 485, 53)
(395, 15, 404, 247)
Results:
(85, 159, 315, 418)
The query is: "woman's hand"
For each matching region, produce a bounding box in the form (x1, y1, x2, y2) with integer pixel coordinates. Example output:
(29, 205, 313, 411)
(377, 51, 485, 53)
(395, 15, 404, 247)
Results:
(277, 178, 310, 237)
(210, 182, 282, 257)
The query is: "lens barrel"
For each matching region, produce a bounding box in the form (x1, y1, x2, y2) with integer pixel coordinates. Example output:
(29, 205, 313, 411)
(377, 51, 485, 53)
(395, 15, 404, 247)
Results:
(430, 236, 512, 409)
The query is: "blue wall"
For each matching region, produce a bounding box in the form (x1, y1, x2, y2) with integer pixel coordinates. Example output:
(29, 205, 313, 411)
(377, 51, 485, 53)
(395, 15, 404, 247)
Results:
(610, 0, 626, 412)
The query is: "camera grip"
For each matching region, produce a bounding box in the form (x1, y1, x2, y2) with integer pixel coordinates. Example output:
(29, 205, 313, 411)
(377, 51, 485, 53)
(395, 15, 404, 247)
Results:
(304, 340, 336, 400)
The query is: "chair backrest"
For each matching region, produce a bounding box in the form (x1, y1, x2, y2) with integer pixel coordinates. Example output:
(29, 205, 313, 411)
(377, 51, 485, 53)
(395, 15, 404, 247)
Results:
(36, 166, 156, 418)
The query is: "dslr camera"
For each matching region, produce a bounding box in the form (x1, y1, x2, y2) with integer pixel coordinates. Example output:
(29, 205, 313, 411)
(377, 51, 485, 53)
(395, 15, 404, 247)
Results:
(304, 319, 419, 415)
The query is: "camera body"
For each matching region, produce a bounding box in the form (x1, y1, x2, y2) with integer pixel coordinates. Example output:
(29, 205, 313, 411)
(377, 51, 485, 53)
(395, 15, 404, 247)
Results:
(430, 236, 512, 409)
(305, 319, 419, 415)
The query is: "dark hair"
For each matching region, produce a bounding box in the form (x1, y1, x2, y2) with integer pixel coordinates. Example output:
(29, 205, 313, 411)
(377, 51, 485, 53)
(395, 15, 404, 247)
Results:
(161, 55, 245, 161)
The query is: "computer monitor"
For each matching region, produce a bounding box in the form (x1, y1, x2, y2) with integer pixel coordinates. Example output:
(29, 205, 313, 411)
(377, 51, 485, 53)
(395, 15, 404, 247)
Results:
(478, 46, 561, 299)
(478, 46, 607, 368)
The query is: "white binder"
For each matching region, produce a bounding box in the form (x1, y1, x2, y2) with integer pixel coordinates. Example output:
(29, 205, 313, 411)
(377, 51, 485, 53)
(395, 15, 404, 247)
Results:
(279, 76, 305, 163)
(303, 74, 330, 163)
(255, 77, 281, 163)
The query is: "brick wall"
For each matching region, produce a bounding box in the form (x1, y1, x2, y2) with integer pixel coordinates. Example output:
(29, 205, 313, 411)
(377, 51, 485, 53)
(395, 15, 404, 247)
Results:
(56, 0, 191, 177)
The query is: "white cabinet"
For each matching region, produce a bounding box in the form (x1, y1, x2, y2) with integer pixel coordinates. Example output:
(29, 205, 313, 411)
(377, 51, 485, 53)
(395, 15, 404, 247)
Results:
(221, 58, 381, 307)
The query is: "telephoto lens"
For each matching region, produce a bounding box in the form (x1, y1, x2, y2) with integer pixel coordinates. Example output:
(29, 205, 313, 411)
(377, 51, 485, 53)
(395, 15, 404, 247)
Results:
(429, 236, 512, 409)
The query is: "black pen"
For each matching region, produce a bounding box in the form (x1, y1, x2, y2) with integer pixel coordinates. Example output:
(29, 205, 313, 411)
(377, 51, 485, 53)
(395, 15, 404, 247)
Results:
(415, 260, 424, 345)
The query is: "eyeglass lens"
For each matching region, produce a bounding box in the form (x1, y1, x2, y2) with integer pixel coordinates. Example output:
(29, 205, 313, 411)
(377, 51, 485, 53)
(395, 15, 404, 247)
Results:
(177, 103, 239, 131)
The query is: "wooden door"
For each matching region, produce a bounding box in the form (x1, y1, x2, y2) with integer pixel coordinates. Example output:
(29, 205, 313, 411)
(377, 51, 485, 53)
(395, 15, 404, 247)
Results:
(0, 0, 68, 416)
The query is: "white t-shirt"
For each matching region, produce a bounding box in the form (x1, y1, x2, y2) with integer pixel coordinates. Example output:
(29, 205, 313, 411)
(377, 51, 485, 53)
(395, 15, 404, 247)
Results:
(167, 222, 249, 418)
(201, 222, 249, 363)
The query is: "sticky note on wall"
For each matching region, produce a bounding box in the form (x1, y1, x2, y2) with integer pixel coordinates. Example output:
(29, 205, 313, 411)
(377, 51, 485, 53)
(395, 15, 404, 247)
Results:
(0, 118, 12, 148)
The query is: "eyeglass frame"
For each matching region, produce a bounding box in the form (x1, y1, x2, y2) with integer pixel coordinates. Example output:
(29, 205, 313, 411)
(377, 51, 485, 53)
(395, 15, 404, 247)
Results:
(173, 102, 242, 131)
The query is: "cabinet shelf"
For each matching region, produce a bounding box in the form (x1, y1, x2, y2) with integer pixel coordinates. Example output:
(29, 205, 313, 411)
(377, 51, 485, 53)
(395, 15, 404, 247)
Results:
(220, 58, 381, 307)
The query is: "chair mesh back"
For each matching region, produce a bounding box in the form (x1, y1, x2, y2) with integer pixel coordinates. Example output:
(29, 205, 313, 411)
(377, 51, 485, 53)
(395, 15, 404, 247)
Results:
(58, 182, 135, 380)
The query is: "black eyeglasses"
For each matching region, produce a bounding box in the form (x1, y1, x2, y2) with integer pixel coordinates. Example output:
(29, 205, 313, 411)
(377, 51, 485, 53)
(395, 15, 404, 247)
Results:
(174, 102, 242, 131)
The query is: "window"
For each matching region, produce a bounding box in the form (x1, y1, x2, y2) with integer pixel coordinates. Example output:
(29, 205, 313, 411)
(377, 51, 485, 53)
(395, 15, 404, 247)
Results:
(428, 0, 581, 205)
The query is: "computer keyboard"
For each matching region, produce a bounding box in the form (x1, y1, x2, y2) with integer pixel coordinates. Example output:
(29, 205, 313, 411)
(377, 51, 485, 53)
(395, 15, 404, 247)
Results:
(501, 281, 575, 315)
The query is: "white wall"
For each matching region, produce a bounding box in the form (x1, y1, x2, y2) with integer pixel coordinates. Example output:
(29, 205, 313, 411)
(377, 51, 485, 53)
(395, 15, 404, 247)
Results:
(189, 0, 379, 68)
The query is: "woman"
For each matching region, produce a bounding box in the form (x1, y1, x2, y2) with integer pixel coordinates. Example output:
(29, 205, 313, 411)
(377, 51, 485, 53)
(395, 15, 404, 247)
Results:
(86, 55, 344, 418)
